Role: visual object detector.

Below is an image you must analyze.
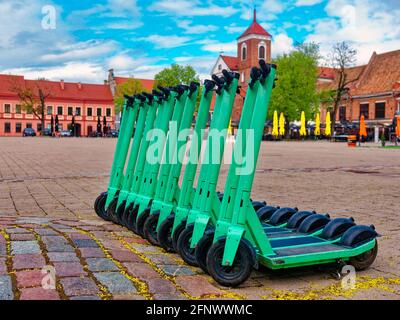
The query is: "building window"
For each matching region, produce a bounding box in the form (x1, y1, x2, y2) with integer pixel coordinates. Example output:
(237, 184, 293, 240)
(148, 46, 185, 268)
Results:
(47, 106, 53, 115)
(76, 107, 81, 116)
(218, 64, 222, 71)
(97, 108, 102, 117)
(375, 102, 385, 119)
(68, 107, 73, 116)
(339, 106, 346, 122)
(259, 45, 266, 60)
(16, 123, 22, 133)
(26, 123, 32, 129)
(26, 108, 33, 114)
(4, 122, 11, 133)
(57, 106, 63, 115)
(360, 103, 369, 119)
(106, 108, 111, 117)
(4, 104, 11, 113)
(37, 123, 42, 132)
(16, 105, 21, 114)
(87, 107, 93, 117)
(241, 72, 245, 83)
(241, 43, 247, 61)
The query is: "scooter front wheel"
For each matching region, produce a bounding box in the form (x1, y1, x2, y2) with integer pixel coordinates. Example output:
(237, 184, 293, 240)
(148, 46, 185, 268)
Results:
(172, 220, 187, 251)
(143, 212, 160, 246)
(176, 224, 199, 267)
(207, 238, 253, 287)
(94, 193, 111, 221)
(126, 205, 139, 234)
(136, 208, 150, 237)
(158, 215, 175, 252)
(195, 229, 215, 274)
(107, 197, 119, 224)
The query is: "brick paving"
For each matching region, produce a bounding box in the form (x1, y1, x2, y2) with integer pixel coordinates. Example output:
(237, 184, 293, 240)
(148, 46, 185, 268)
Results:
(0, 137, 399, 300)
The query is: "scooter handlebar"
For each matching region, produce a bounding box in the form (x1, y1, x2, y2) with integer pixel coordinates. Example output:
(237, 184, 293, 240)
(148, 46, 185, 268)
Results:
(158, 86, 171, 98)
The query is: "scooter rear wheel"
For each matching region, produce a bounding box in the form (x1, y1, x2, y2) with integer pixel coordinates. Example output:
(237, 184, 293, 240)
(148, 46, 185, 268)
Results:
(349, 242, 378, 271)
(107, 197, 119, 224)
(126, 205, 139, 234)
(143, 212, 160, 245)
(94, 193, 111, 221)
(176, 224, 199, 267)
(195, 229, 215, 274)
(158, 215, 175, 252)
(136, 208, 150, 237)
(207, 238, 253, 287)
(172, 221, 187, 251)
(115, 201, 127, 225)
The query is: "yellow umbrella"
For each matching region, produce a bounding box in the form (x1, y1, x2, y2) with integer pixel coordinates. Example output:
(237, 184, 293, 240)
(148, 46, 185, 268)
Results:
(228, 118, 233, 135)
(299, 111, 307, 137)
(325, 112, 332, 136)
(315, 113, 321, 136)
(279, 113, 285, 136)
(396, 117, 400, 138)
(359, 115, 367, 138)
(272, 111, 279, 137)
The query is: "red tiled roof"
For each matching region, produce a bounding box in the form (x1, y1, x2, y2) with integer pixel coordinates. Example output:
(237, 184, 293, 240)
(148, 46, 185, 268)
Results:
(238, 10, 271, 39)
(114, 77, 155, 92)
(318, 67, 335, 80)
(221, 55, 239, 71)
(0, 74, 113, 102)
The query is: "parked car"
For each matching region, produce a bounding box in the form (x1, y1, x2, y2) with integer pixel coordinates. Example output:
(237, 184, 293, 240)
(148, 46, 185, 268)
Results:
(60, 130, 72, 137)
(42, 128, 52, 137)
(107, 130, 119, 138)
(23, 128, 36, 137)
(89, 131, 103, 138)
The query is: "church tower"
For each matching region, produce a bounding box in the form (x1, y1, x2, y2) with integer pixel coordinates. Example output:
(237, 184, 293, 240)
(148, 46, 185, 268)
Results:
(237, 9, 272, 86)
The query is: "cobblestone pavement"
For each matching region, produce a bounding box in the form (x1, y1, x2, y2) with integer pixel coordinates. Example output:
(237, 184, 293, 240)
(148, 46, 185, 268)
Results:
(0, 138, 399, 300)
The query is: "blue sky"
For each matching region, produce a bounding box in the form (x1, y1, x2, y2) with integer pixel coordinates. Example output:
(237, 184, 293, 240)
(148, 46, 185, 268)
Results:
(0, 0, 399, 83)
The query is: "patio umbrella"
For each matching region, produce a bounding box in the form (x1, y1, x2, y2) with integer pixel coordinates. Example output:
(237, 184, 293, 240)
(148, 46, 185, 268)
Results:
(272, 111, 279, 137)
(299, 111, 307, 137)
(279, 113, 285, 136)
(97, 116, 102, 134)
(396, 117, 400, 138)
(103, 116, 107, 135)
(359, 115, 367, 138)
(315, 113, 321, 136)
(325, 112, 332, 136)
(55, 115, 59, 132)
(50, 115, 54, 134)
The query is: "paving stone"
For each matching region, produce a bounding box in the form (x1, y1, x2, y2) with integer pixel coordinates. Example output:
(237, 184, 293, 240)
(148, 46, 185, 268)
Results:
(19, 288, 60, 300)
(69, 233, 92, 240)
(86, 258, 119, 272)
(122, 237, 148, 245)
(16, 270, 44, 288)
(5, 228, 29, 234)
(13, 254, 46, 270)
(48, 252, 79, 262)
(109, 249, 142, 262)
(153, 293, 187, 300)
(0, 275, 13, 300)
(124, 262, 160, 280)
(175, 275, 224, 297)
(133, 244, 163, 254)
(9, 233, 36, 241)
(34, 229, 59, 236)
(146, 278, 180, 295)
(94, 272, 137, 295)
(53, 262, 86, 277)
(70, 295, 101, 300)
(0, 258, 7, 274)
(148, 254, 178, 265)
(0, 244, 5, 256)
(61, 277, 99, 297)
(11, 241, 41, 255)
(160, 265, 196, 276)
(72, 239, 99, 248)
(42, 237, 75, 252)
(79, 247, 105, 258)
(112, 294, 146, 300)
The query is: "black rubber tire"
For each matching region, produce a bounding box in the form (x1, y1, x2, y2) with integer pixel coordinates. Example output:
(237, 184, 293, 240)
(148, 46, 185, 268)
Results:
(126, 205, 139, 234)
(143, 212, 160, 245)
(95, 193, 111, 221)
(256, 206, 279, 222)
(94, 192, 107, 216)
(176, 224, 199, 267)
(115, 201, 127, 225)
(349, 242, 378, 271)
(106, 197, 119, 224)
(297, 214, 331, 234)
(268, 207, 298, 226)
(195, 229, 215, 274)
(172, 220, 187, 251)
(207, 238, 253, 287)
(158, 215, 175, 252)
(340, 225, 378, 247)
(136, 208, 150, 237)
(121, 203, 134, 228)
(252, 201, 267, 212)
(286, 211, 315, 229)
(320, 218, 356, 240)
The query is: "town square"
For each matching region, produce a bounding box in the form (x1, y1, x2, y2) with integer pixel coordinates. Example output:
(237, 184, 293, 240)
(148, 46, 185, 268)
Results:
(0, 0, 399, 306)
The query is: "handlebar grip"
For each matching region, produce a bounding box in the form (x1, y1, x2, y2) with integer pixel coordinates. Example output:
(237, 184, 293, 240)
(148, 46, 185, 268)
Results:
(203, 80, 215, 95)
(158, 86, 171, 97)
(188, 82, 199, 97)
(142, 93, 154, 104)
(212, 75, 225, 86)
(137, 94, 147, 103)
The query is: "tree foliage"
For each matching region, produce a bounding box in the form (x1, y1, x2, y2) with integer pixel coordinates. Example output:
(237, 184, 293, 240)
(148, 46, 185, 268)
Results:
(114, 78, 144, 114)
(154, 64, 200, 88)
(269, 43, 320, 123)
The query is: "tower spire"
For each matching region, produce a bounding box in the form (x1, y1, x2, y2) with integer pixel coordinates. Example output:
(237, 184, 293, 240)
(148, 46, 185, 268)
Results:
(253, 8, 257, 22)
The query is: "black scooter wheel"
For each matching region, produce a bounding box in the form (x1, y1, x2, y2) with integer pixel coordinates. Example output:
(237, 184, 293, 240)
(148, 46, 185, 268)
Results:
(195, 229, 215, 274)
(158, 215, 175, 252)
(251, 201, 267, 212)
(94, 192, 107, 216)
(115, 201, 127, 225)
(126, 205, 139, 234)
(136, 208, 150, 237)
(95, 193, 111, 221)
(257, 206, 279, 222)
(172, 220, 187, 251)
(350, 242, 378, 271)
(176, 224, 199, 267)
(207, 238, 253, 287)
(143, 212, 160, 245)
(106, 197, 119, 224)
(121, 203, 133, 227)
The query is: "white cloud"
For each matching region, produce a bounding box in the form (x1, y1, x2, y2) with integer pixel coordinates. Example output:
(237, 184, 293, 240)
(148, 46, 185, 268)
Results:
(224, 23, 246, 34)
(177, 20, 218, 34)
(272, 33, 295, 57)
(149, 0, 238, 17)
(295, 0, 324, 6)
(198, 39, 237, 54)
(136, 34, 192, 49)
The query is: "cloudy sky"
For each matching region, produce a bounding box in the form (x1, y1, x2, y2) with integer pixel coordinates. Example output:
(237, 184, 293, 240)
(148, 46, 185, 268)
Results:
(0, 0, 399, 83)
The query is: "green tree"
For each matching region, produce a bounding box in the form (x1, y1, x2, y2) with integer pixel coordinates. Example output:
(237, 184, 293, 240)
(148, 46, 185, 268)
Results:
(114, 78, 144, 114)
(269, 43, 320, 128)
(154, 64, 200, 88)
